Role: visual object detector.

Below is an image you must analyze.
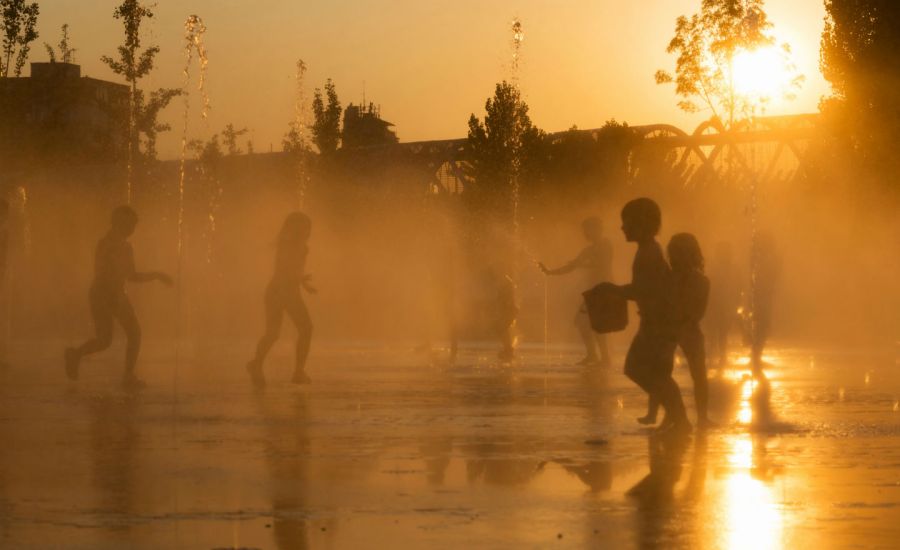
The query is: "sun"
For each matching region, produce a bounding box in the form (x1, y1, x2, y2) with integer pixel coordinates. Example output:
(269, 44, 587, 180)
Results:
(732, 45, 794, 105)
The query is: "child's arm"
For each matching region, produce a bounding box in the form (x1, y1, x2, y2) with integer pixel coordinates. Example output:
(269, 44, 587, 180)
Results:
(124, 245, 173, 286)
(539, 248, 590, 276)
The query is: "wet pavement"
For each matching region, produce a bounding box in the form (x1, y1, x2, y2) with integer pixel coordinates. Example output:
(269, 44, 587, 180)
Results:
(0, 342, 898, 549)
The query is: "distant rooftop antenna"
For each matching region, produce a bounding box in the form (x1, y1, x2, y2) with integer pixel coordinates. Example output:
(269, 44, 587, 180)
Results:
(362, 80, 366, 110)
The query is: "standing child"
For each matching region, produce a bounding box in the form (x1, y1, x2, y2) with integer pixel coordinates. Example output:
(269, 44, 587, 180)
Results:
(604, 198, 690, 435)
(480, 266, 518, 362)
(65, 206, 173, 389)
(539, 216, 613, 367)
(247, 212, 316, 388)
(639, 233, 712, 428)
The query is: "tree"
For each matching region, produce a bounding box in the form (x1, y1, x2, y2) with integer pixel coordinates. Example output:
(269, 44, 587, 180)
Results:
(101, 0, 161, 163)
(134, 87, 182, 160)
(465, 81, 545, 218)
(282, 122, 307, 154)
(655, 0, 802, 127)
(1, 0, 39, 77)
(44, 23, 76, 64)
(821, 1, 900, 172)
(311, 79, 341, 154)
(222, 123, 248, 156)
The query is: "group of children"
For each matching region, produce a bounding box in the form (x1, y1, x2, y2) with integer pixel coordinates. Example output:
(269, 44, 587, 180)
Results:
(541, 198, 713, 433)
(61, 197, 720, 434)
(64, 206, 315, 389)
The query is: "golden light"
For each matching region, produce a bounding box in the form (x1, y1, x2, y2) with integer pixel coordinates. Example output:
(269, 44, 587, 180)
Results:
(722, 436, 784, 550)
(732, 45, 793, 104)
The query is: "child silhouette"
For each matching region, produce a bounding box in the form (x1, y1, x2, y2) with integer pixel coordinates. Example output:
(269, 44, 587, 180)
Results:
(247, 212, 316, 388)
(639, 233, 712, 428)
(604, 198, 690, 435)
(539, 216, 613, 367)
(65, 206, 173, 389)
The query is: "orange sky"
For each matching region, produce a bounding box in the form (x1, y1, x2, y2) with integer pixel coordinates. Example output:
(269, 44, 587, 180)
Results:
(36, 0, 830, 158)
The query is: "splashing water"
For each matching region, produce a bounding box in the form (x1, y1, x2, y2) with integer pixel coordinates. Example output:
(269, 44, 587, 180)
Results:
(510, 17, 524, 89)
(293, 59, 310, 208)
(508, 17, 525, 280)
(178, 15, 210, 262)
(173, 11, 209, 527)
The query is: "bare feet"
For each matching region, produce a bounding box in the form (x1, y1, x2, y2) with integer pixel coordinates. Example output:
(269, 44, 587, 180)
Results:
(64, 348, 79, 381)
(576, 356, 600, 367)
(246, 360, 265, 389)
(291, 370, 311, 385)
(637, 414, 657, 426)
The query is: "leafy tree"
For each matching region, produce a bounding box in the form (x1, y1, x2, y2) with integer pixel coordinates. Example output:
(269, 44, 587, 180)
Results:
(187, 135, 222, 165)
(465, 81, 545, 218)
(134, 87, 182, 160)
(821, 1, 900, 171)
(44, 23, 76, 64)
(655, 0, 801, 127)
(222, 123, 248, 156)
(101, 0, 161, 162)
(282, 122, 307, 154)
(1, 0, 39, 77)
(311, 79, 341, 154)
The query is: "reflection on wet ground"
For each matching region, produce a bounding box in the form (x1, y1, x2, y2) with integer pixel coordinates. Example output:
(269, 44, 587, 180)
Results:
(0, 343, 897, 548)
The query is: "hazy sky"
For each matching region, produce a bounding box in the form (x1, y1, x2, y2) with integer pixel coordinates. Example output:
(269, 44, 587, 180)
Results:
(36, 1, 830, 158)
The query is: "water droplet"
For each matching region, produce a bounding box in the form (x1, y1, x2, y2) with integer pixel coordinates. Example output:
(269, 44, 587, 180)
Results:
(838, 387, 845, 401)
(616, 397, 624, 409)
(893, 400, 899, 413)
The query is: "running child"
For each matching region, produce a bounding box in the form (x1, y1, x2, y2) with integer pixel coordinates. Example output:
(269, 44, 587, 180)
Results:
(247, 212, 316, 388)
(65, 206, 173, 389)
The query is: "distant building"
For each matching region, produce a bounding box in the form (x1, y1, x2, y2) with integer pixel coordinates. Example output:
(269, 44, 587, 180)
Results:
(342, 103, 399, 149)
(0, 62, 129, 168)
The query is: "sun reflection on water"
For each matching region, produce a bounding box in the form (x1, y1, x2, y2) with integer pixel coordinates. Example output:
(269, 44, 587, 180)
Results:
(721, 436, 783, 550)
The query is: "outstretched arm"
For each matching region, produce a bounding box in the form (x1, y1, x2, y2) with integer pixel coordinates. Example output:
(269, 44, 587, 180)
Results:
(124, 246, 173, 286)
(540, 248, 591, 276)
(539, 259, 578, 276)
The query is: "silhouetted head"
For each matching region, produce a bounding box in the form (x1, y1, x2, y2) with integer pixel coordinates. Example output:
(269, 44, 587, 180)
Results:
(279, 211, 311, 245)
(582, 216, 602, 242)
(110, 205, 138, 237)
(620, 198, 661, 242)
(668, 233, 704, 273)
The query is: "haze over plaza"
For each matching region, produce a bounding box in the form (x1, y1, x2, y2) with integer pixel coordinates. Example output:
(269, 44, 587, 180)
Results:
(36, 0, 829, 158)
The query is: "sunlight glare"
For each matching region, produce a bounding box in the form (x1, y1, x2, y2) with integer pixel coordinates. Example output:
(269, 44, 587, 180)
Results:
(723, 437, 783, 550)
(732, 46, 792, 104)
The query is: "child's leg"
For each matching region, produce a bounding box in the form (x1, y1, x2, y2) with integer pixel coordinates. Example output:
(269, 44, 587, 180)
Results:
(499, 318, 515, 359)
(681, 329, 709, 422)
(75, 290, 115, 357)
(252, 288, 284, 366)
(113, 296, 141, 376)
(652, 338, 690, 430)
(285, 294, 313, 377)
(575, 307, 599, 362)
(639, 395, 660, 424)
(595, 333, 610, 365)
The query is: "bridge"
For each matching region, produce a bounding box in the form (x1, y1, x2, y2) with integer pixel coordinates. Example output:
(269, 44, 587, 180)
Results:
(353, 113, 820, 194)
